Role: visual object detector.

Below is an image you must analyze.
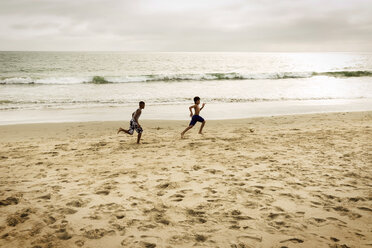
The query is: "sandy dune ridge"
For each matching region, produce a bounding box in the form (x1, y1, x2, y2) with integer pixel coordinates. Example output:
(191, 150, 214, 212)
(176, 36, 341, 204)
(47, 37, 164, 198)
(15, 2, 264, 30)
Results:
(0, 112, 371, 248)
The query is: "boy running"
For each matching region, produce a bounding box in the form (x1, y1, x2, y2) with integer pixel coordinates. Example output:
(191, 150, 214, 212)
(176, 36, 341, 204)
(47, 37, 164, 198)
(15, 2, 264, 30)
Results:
(117, 101, 145, 144)
(181, 96, 206, 138)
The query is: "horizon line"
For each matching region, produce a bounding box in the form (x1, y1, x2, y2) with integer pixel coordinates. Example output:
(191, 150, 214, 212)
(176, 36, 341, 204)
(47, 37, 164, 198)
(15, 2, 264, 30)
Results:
(1, 50, 372, 53)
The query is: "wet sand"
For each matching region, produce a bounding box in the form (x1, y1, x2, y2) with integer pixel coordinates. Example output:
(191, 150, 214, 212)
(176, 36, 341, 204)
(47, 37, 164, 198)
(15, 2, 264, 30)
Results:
(2, 98, 372, 125)
(0, 112, 371, 248)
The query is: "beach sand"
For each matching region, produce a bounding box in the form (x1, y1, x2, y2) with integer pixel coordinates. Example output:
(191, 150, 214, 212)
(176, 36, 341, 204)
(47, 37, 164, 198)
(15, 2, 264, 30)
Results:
(0, 112, 371, 248)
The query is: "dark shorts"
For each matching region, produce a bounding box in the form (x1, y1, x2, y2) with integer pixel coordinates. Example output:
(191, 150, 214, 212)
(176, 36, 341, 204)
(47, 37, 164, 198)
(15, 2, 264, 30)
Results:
(128, 120, 143, 134)
(189, 115, 205, 126)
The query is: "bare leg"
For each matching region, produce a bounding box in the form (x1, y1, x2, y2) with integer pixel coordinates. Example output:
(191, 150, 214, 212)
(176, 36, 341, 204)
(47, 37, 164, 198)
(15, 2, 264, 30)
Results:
(117, 128, 131, 135)
(181, 125, 194, 138)
(199, 121, 206, 134)
(137, 133, 142, 144)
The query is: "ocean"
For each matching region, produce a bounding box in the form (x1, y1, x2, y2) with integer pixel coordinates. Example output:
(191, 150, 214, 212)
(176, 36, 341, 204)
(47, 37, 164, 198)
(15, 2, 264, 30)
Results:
(1, 52, 372, 124)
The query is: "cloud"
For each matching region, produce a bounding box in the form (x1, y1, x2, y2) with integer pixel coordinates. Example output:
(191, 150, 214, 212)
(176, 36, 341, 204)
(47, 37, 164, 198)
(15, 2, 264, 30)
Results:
(0, 0, 371, 51)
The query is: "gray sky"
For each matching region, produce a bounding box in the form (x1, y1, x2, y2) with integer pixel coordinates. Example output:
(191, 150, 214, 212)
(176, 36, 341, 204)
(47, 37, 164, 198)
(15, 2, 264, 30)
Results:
(0, 0, 371, 51)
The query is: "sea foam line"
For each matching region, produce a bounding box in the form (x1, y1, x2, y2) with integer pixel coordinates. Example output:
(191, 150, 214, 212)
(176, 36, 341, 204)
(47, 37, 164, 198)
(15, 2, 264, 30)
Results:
(1, 70, 372, 85)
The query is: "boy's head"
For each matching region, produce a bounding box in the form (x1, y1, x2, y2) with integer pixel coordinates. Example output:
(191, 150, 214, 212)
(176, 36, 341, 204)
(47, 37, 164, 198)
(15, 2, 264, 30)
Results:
(193, 96, 200, 104)
(139, 101, 145, 109)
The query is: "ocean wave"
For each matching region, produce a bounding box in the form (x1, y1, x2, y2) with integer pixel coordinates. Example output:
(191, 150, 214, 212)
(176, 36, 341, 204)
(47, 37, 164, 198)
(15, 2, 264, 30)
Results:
(1, 70, 372, 85)
(0, 96, 366, 110)
(312, 71, 372, 77)
(0, 76, 90, 85)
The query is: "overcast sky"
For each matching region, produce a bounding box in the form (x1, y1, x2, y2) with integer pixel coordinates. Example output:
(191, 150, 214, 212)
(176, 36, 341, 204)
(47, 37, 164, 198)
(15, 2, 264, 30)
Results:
(0, 0, 371, 52)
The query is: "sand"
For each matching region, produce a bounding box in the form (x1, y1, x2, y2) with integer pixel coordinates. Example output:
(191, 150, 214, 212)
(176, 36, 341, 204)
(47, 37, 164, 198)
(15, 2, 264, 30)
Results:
(0, 112, 371, 248)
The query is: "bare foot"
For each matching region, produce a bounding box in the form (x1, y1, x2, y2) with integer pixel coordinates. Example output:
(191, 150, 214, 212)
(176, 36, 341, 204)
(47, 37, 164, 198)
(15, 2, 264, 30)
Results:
(181, 133, 185, 139)
(198, 132, 203, 135)
(117, 128, 123, 134)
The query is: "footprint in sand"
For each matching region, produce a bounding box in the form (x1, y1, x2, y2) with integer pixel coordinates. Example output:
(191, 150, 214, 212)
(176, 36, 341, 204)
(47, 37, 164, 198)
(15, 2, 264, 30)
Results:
(235, 234, 262, 247)
(58, 207, 77, 215)
(156, 181, 179, 190)
(75, 240, 85, 247)
(186, 209, 208, 224)
(83, 228, 115, 239)
(326, 217, 347, 225)
(111, 223, 126, 235)
(357, 206, 372, 212)
(168, 233, 194, 245)
(310, 217, 327, 226)
(43, 215, 57, 225)
(54, 143, 69, 151)
(194, 234, 208, 243)
(143, 207, 170, 226)
(121, 235, 161, 247)
(38, 193, 51, 200)
(170, 193, 185, 202)
(0, 196, 19, 206)
(6, 208, 33, 226)
(279, 238, 304, 244)
(230, 210, 254, 221)
(66, 198, 90, 208)
(55, 228, 72, 240)
(95, 185, 115, 195)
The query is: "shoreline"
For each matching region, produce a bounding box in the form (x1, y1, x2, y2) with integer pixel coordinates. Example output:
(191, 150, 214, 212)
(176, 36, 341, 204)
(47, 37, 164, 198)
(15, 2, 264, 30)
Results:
(0, 109, 371, 126)
(0, 111, 371, 247)
(1, 98, 372, 125)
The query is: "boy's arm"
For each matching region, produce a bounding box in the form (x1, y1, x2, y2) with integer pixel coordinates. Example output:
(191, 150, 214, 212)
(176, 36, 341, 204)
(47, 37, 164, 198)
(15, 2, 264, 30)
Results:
(189, 105, 194, 117)
(200, 103, 206, 111)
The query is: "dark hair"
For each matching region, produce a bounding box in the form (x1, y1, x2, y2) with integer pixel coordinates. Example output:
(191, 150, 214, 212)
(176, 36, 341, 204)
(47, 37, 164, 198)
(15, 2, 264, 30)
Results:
(139, 101, 145, 105)
(193, 96, 200, 103)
